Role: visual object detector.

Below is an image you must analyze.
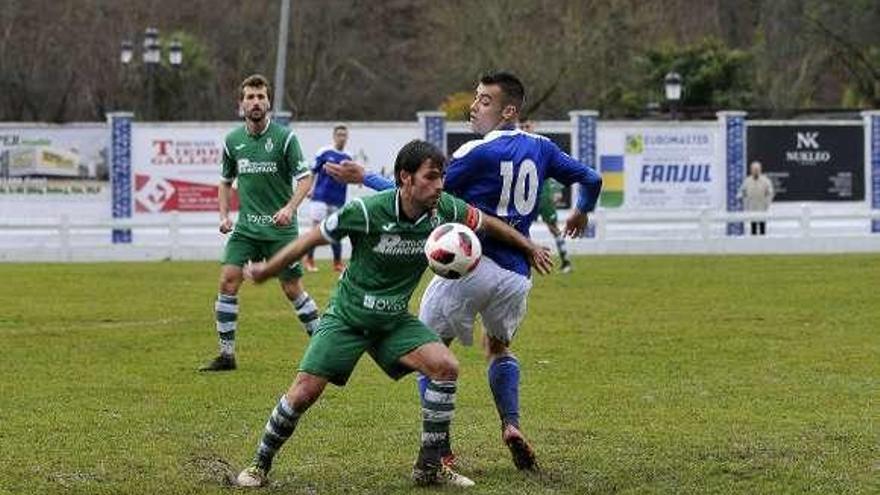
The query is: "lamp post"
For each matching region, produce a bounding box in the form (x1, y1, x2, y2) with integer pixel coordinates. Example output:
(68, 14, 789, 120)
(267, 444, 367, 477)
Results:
(120, 40, 133, 65)
(119, 27, 184, 119)
(143, 28, 160, 120)
(664, 71, 682, 120)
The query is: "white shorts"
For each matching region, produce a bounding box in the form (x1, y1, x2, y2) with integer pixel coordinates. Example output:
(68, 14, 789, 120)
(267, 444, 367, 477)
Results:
(309, 201, 339, 224)
(418, 256, 532, 346)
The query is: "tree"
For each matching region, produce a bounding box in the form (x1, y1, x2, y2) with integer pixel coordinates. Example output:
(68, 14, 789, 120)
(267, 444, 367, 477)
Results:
(636, 38, 753, 115)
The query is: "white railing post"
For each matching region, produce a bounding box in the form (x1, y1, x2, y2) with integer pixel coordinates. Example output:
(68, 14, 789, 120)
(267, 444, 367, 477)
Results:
(59, 214, 71, 261)
(800, 204, 811, 237)
(699, 208, 711, 240)
(594, 210, 606, 240)
(169, 212, 180, 260)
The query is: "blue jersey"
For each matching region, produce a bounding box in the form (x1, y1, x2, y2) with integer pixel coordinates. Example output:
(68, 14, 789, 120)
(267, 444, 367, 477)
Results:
(445, 129, 602, 277)
(311, 146, 352, 207)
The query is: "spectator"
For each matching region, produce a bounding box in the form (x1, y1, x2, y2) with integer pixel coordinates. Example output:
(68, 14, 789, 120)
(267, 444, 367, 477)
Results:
(739, 161, 775, 235)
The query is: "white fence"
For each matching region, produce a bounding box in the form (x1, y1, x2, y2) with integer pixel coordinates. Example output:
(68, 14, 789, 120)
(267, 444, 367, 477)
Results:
(2, 209, 879, 262)
(586, 208, 880, 255)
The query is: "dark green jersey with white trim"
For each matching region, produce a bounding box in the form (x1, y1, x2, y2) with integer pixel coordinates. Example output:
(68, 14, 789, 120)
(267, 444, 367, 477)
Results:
(320, 189, 481, 326)
(221, 120, 309, 240)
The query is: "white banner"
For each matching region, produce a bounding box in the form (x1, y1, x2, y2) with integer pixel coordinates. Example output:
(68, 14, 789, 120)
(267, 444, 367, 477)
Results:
(598, 123, 722, 209)
(131, 124, 230, 214)
(0, 124, 109, 218)
(131, 121, 420, 215)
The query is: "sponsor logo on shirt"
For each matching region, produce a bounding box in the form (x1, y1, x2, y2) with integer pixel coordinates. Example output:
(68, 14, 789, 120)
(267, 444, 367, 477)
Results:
(373, 234, 425, 256)
(362, 293, 408, 313)
(246, 214, 274, 225)
(237, 158, 278, 174)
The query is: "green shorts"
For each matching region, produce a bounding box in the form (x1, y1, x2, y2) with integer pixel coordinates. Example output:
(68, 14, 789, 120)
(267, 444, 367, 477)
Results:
(299, 312, 440, 386)
(537, 188, 558, 224)
(221, 231, 304, 281)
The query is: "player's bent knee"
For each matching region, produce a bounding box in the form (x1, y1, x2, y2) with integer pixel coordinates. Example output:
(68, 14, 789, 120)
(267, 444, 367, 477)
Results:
(286, 373, 327, 411)
(483, 334, 511, 357)
(427, 352, 459, 381)
(281, 278, 304, 299)
(219, 266, 243, 294)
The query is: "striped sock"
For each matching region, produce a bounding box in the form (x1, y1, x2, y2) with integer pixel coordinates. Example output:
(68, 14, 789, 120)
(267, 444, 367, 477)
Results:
(215, 293, 238, 356)
(290, 292, 320, 336)
(488, 355, 520, 427)
(419, 379, 455, 466)
(554, 234, 570, 265)
(254, 395, 302, 471)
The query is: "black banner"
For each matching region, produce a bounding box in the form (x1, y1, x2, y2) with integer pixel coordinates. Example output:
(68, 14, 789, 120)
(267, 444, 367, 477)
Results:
(446, 131, 573, 208)
(746, 125, 864, 201)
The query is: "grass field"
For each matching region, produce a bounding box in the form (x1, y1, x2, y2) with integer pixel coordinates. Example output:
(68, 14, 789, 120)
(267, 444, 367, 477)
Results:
(1, 254, 878, 494)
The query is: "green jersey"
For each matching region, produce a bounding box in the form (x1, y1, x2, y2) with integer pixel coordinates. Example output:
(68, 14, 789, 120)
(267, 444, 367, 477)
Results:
(221, 120, 309, 240)
(538, 178, 564, 223)
(320, 189, 481, 326)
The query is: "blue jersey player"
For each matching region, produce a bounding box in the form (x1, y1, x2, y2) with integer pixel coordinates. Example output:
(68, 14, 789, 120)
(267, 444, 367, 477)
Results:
(304, 124, 352, 272)
(324, 72, 602, 471)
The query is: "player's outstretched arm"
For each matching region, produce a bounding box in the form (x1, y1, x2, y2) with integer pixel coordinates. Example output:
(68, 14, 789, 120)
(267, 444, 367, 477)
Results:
(480, 215, 553, 275)
(244, 227, 329, 283)
(323, 161, 365, 184)
(324, 161, 394, 191)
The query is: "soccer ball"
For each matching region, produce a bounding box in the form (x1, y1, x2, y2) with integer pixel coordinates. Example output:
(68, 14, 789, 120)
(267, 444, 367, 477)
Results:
(424, 223, 482, 279)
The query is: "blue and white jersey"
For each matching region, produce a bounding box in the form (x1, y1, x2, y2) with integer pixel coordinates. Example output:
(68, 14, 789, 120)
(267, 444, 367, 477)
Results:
(445, 129, 602, 277)
(311, 146, 353, 207)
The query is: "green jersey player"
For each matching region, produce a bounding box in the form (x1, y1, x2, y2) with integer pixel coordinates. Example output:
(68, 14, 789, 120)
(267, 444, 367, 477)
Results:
(234, 140, 552, 489)
(200, 74, 319, 372)
(536, 179, 573, 273)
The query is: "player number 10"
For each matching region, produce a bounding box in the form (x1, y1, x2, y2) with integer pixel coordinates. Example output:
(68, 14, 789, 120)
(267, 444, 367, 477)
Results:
(496, 159, 538, 216)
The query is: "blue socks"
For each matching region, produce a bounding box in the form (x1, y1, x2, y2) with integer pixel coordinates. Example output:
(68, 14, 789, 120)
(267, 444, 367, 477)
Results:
(488, 355, 520, 428)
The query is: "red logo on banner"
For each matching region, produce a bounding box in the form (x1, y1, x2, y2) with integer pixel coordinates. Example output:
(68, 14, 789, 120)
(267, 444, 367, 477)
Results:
(134, 174, 239, 213)
(150, 139, 222, 166)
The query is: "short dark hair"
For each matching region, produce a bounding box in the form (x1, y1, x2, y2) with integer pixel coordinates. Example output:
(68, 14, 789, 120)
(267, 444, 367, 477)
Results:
(333, 123, 348, 133)
(394, 140, 446, 186)
(480, 72, 525, 110)
(239, 74, 271, 101)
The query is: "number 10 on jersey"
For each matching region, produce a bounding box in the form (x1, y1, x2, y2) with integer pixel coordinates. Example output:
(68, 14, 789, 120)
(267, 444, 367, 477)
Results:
(496, 159, 538, 216)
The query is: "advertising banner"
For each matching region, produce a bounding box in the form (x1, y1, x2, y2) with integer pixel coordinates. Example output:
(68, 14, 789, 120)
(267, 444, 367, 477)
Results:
(746, 124, 864, 201)
(131, 121, 421, 215)
(597, 124, 722, 209)
(131, 124, 232, 214)
(0, 124, 109, 218)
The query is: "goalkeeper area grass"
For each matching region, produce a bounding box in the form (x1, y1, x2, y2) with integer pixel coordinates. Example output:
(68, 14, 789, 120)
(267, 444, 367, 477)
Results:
(1, 254, 877, 494)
